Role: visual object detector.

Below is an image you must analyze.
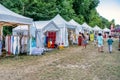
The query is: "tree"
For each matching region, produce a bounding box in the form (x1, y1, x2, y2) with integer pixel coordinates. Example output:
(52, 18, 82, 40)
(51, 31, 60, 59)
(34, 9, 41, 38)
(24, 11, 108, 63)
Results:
(0, 0, 111, 33)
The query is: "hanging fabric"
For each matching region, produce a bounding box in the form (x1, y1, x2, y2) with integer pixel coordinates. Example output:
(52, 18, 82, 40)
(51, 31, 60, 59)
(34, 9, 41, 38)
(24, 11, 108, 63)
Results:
(0, 36, 2, 56)
(8, 35, 11, 55)
(13, 36, 20, 55)
(21, 35, 28, 53)
(5, 35, 8, 52)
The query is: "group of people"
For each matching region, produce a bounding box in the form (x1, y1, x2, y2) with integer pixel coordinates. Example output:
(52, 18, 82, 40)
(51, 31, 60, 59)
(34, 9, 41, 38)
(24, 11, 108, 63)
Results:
(95, 32, 114, 53)
(77, 31, 118, 53)
(78, 32, 89, 49)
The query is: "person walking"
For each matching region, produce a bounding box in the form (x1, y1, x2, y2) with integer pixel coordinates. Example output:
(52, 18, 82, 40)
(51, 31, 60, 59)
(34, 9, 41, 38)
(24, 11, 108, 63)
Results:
(97, 33, 104, 52)
(82, 33, 87, 49)
(107, 35, 114, 53)
(78, 32, 82, 46)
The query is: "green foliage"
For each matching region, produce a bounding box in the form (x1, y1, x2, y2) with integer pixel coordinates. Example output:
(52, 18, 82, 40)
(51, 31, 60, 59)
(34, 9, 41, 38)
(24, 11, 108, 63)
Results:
(3, 26, 14, 36)
(0, 0, 112, 34)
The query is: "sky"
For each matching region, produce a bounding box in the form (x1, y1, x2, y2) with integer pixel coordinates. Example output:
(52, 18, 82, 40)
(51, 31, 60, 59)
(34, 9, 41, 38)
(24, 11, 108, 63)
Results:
(96, 0, 120, 25)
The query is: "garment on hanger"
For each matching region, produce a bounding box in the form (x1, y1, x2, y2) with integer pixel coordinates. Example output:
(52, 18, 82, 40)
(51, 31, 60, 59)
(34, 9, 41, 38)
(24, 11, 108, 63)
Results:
(11, 36, 14, 53)
(0, 39, 2, 56)
(5, 36, 8, 52)
(13, 36, 20, 55)
(8, 35, 11, 55)
(21, 36, 28, 53)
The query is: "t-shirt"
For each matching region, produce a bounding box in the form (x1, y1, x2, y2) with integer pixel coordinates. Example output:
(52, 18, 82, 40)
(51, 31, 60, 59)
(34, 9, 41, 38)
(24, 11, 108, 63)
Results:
(107, 38, 113, 45)
(97, 36, 103, 45)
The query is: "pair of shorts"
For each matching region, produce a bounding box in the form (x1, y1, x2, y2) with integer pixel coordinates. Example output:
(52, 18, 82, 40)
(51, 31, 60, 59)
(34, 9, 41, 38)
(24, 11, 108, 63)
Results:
(98, 43, 103, 47)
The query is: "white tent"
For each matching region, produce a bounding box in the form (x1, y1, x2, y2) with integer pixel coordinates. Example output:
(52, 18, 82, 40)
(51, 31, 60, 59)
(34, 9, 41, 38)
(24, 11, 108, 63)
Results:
(0, 4, 32, 25)
(82, 22, 92, 32)
(0, 4, 33, 55)
(35, 21, 59, 32)
(69, 19, 83, 33)
(34, 21, 60, 48)
(12, 25, 28, 35)
(0, 3, 33, 35)
(103, 27, 110, 32)
(93, 25, 102, 31)
(69, 19, 83, 43)
(51, 14, 76, 46)
(12, 25, 36, 37)
(12, 21, 60, 48)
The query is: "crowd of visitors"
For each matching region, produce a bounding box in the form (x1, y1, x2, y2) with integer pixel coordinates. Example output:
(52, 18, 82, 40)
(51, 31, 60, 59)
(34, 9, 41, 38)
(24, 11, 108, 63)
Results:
(70, 31, 120, 53)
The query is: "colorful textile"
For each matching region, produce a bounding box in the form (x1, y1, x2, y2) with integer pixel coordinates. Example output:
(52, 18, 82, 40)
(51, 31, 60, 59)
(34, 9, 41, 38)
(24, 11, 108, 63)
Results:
(0, 40, 2, 55)
(78, 35, 82, 46)
(8, 36, 11, 55)
(5, 36, 8, 51)
(90, 33, 94, 41)
(47, 41, 51, 48)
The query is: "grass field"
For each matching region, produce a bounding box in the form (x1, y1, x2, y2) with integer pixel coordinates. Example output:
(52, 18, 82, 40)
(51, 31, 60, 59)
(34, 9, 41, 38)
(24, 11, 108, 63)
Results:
(0, 39, 120, 80)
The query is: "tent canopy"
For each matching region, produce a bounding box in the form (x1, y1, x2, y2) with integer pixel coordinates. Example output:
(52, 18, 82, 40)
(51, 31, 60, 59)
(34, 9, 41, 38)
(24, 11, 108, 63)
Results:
(69, 19, 82, 28)
(0, 4, 33, 25)
(34, 21, 50, 30)
(82, 22, 92, 31)
(103, 27, 110, 32)
(34, 21, 59, 32)
(13, 25, 28, 31)
(51, 14, 76, 46)
(13, 21, 59, 35)
(69, 19, 82, 32)
(51, 14, 76, 29)
(12, 24, 36, 37)
(93, 25, 102, 31)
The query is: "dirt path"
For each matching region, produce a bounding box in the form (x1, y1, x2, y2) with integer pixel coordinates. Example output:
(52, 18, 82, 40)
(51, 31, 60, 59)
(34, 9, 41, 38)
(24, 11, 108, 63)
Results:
(0, 40, 120, 80)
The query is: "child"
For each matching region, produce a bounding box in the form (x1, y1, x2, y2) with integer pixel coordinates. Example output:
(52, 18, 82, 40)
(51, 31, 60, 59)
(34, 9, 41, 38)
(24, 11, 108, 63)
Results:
(97, 33, 104, 52)
(107, 35, 114, 53)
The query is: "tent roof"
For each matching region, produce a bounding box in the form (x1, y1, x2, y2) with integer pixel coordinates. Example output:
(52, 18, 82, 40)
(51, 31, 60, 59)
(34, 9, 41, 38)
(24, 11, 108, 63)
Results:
(51, 14, 67, 25)
(69, 19, 82, 30)
(13, 21, 60, 31)
(93, 25, 102, 31)
(69, 19, 81, 27)
(51, 14, 75, 29)
(13, 25, 28, 31)
(103, 27, 110, 32)
(82, 22, 92, 30)
(34, 21, 50, 29)
(82, 22, 89, 28)
(0, 4, 33, 25)
(34, 21, 59, 31)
